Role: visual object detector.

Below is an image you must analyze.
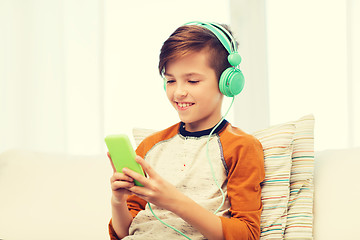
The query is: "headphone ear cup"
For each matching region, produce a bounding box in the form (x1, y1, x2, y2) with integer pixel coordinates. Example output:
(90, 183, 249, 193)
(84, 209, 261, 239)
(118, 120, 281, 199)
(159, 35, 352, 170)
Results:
(219, 68, 245, 97)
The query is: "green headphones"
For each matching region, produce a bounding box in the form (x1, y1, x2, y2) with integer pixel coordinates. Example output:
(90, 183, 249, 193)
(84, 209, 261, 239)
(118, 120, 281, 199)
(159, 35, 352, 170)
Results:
(163, 21, 245, 97)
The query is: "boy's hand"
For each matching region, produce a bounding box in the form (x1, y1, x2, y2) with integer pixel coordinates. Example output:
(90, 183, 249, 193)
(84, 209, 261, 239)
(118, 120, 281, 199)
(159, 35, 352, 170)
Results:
(108, 152, 135, 204)
(122, 156, 224, 240)
(123, 156, 186, 212)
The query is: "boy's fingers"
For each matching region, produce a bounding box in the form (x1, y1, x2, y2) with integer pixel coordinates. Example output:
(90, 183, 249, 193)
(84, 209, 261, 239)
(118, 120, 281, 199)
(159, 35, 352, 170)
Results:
(135, 156, 157, 178)
(122, 167, 149, 187)
(111, 180, 134, 191)
(127, 186, 149, 199)
(111, 172, 133, 183)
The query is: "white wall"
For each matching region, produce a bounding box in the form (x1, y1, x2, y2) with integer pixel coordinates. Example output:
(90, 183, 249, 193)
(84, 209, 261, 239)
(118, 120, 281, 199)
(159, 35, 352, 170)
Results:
(229, 0, 360, 151)
(103, 0, 232, 142)
(348, 0, 360, 147)
(0, 0, 103, 155)
(0, 0, 231, 155)
(264, 0, 360, 150)
(1, 0, 359, 155)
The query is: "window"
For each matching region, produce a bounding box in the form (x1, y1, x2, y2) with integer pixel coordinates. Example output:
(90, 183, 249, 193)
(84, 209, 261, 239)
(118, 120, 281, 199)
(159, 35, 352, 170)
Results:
(265, 0, 359, 150)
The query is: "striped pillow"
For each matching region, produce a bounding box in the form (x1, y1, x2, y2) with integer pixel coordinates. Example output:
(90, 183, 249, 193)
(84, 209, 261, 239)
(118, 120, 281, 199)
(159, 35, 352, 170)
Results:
(284, 115, 315, 239)
(253, 122, 295, 239)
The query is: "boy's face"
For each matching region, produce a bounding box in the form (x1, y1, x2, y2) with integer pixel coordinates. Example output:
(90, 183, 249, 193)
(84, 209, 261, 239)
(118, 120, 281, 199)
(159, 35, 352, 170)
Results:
(164, 49, 223, 132)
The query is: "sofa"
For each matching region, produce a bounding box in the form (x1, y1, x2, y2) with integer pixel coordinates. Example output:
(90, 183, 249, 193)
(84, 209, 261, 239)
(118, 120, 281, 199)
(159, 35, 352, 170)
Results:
(1, 123, 359, 239)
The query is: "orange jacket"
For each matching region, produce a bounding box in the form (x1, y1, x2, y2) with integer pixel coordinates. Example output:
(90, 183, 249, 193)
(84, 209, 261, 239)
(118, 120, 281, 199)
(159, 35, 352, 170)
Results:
(109, 121, 264, 239)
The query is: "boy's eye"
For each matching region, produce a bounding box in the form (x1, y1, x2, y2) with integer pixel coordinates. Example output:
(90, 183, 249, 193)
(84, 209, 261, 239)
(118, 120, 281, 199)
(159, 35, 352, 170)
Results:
(188, 80, 199, 84)
(166, 80, 175, 84)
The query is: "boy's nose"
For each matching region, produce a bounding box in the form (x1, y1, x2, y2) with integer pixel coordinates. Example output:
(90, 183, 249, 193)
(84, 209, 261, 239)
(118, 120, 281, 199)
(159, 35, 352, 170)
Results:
(174, 86, 188, 98)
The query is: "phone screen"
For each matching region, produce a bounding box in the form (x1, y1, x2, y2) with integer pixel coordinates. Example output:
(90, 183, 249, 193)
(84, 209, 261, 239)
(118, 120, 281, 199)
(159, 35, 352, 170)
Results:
(105, 134, 145, 186)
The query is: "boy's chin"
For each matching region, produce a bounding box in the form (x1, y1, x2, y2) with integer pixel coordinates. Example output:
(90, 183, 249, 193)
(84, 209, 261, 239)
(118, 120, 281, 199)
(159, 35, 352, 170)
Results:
(177, 116, 195, 124)
(179, 118, 192, 125)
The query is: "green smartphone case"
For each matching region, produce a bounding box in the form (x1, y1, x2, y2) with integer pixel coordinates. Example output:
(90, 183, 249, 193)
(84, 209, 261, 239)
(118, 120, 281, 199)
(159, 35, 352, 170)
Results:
(104, 134, 145, 187)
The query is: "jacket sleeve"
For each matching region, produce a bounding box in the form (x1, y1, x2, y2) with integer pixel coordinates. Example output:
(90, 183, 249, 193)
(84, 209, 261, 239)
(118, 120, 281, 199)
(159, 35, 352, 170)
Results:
(108, 195, 147, 240)
(108, 219, 120, 240)
(220, 134, 265, 240)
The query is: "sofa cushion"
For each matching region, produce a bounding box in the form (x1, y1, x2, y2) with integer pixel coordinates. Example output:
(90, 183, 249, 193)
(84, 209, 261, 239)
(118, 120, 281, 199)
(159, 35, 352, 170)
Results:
(0, 150, 112, 240)
(313, 147, 360, 240)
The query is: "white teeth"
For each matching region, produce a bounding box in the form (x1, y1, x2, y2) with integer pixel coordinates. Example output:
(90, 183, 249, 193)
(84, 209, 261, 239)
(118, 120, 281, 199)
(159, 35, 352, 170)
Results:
(178, 103, 192, 108)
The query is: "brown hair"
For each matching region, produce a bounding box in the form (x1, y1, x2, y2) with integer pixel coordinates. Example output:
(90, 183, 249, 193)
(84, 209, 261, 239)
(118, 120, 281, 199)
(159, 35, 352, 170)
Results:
(158, 24, 238, 81)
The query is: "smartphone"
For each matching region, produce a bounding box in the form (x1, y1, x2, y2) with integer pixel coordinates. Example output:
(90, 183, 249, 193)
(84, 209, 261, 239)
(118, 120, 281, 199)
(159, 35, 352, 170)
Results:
(104, 134, 145, 187)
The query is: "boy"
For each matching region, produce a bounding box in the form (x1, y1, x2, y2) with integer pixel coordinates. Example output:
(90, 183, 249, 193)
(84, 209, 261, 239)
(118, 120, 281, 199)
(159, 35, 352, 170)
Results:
(108, 22, 265, 240)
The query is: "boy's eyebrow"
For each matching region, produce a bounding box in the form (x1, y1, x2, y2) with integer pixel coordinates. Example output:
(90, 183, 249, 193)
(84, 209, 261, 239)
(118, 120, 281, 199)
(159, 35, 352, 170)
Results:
(164, 72, 204, 78)
(163, 72, 173, 77)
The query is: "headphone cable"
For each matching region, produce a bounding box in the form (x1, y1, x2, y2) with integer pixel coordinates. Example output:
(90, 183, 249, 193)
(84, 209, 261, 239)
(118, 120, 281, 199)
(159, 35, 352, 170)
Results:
(206, 96, 235, 214)
(148, 97, 235, 239)
(148, 202, 192, 240)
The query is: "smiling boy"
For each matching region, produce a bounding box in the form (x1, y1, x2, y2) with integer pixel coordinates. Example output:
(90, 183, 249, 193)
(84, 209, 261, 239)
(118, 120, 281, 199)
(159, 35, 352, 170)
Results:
(108, 22, 265, 240)
(164, 48, 223, 132)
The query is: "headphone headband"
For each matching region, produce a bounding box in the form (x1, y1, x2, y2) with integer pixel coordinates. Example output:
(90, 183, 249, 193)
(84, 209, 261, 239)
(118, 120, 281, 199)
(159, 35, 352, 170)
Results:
(183, 21, 237, 55)
(183, 21, 241, 67)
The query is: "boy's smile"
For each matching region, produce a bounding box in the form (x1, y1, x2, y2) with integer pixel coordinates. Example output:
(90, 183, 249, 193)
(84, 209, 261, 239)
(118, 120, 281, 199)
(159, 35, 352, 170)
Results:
(176, 102, 194, 111)
(164, 49, 223, 132)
